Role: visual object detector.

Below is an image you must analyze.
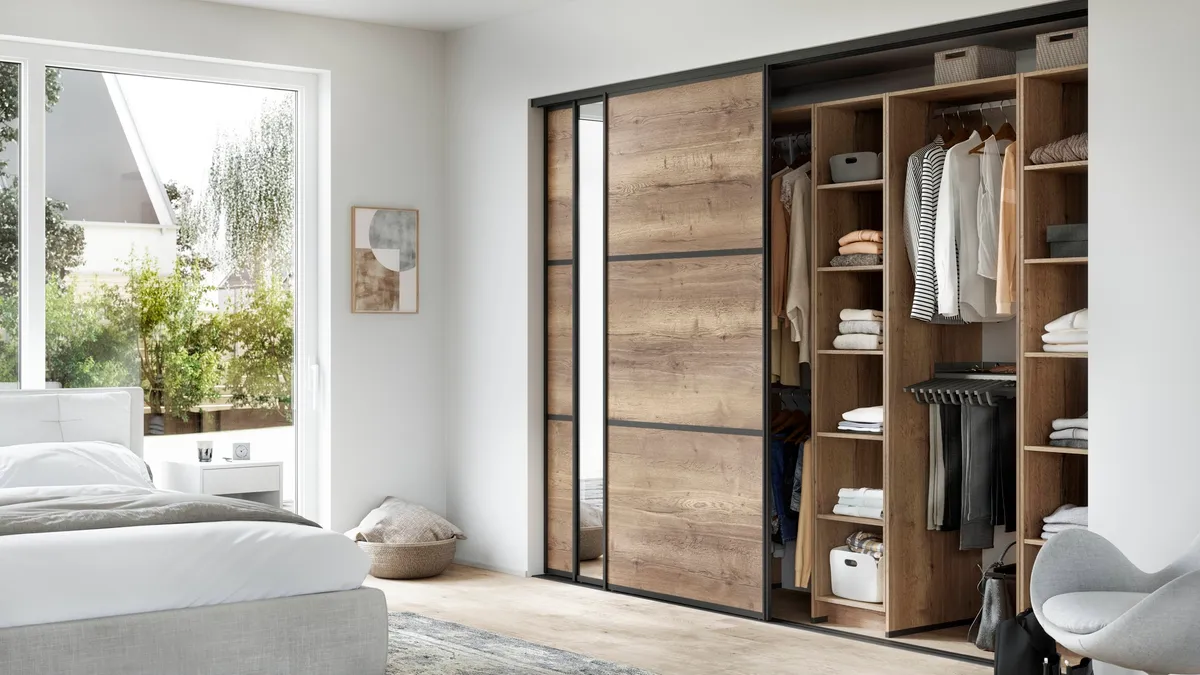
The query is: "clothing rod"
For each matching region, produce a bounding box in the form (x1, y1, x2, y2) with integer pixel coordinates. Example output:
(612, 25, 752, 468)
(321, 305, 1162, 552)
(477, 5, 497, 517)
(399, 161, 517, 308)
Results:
(931, 98, 1016, 117)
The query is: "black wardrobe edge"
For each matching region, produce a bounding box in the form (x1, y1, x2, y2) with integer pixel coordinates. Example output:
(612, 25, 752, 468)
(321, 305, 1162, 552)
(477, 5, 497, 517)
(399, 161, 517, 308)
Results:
(769, 616, 994, 667)
(540, 103, 551, 578)
(607, 584, 763, 620)
(758, 63, 773, 623)
(530, 1, 1086, 108)
(601, 92, 610, 592)
(607, 248, 763, 263)
(570, 100, 581, 584)
(607, 419, 764, 437)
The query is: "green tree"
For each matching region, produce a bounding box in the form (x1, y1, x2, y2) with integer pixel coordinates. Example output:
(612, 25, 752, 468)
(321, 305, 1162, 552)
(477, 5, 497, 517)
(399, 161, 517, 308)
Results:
(208, 99, 294, 282)
(45, 279, 137, 389)
(224, 280, 292, 417)
(110, 255, 224, 427)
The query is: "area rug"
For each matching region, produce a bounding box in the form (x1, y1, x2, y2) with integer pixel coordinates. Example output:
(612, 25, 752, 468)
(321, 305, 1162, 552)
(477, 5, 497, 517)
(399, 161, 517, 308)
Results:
(386, 612, 655, 674)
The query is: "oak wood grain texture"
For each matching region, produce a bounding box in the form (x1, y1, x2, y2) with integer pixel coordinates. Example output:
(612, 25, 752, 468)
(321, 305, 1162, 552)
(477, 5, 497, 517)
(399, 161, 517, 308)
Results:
(883, 95, 983, 632)
(546, 108, 574, 261)
(547, 264, 573, 417)
(890, 74, 1018, 104)
(607, 73, 764, 256)
(607, 426, 763, 613)
(812, 99, 883, 187)
(1019, 264, 1087, 354)
(547, 420, 574, 573)
(607, 256, 763, 429)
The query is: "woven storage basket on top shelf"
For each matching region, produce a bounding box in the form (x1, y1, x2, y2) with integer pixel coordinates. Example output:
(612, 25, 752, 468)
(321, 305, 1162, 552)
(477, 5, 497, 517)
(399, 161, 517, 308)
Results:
(358, 538, 457, 579)
(934, 46, 1015, 85)
(1036, 27, 1088, 70)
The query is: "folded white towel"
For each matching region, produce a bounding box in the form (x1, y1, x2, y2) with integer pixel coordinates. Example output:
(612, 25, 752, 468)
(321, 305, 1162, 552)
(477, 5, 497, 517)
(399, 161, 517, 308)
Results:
(1043, 504, 1089, 526)
(837, 422, 882, 433)
(1042, 329, 1089, 345)
(833, 504, 884, 520)
(833, 334, 883, 350)
(839, 496, 884, 509)
(1045, 308, 1088, 333)
(838, 487, 883, 501)
(842, 406, 884, 425)
(1043, 343, 1088, 353)
(1051, 417, 1089, 431)
(1049, 428, 1089, 441)
(840, 308, 883, 322)
(839, 320, 883, 335)
(1042, 522, 1088, 534)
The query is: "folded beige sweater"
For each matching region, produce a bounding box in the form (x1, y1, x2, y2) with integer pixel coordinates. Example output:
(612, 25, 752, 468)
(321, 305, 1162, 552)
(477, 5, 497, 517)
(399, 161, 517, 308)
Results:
(837, 230, 884, 246)
(839, 241, 883, 255)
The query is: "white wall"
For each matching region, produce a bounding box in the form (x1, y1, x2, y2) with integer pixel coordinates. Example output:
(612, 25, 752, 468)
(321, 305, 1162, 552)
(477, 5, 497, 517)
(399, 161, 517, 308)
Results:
(1089, 1, 1199, 572)
(444, 0, 1061, 575)
(0, 0, 447, 532)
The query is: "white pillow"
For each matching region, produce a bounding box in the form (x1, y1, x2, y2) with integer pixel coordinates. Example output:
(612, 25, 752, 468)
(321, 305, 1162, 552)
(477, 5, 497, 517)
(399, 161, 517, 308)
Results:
(0, 441, 153, 489)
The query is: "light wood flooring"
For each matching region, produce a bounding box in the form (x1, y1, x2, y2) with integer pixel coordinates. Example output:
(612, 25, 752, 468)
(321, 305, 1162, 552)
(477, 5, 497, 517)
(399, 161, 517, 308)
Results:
(365, 565, 987, 675)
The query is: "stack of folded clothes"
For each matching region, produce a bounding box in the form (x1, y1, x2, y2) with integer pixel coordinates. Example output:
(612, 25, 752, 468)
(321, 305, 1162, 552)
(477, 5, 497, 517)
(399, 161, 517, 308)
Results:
(1042, 503, 1088, 540)
(838, 405, 882, 434)
(1043, 308, 1088, 353)
(846, 530, 884, 560)
(1049, 413, 1088, 449)
(834, 308, 883, 350)
(833, 488, 883, 520)
(830, 230, 883, 267)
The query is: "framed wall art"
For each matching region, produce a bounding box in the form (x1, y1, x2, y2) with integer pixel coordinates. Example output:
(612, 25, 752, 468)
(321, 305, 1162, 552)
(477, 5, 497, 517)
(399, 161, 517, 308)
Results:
(351, 206, 419, 313)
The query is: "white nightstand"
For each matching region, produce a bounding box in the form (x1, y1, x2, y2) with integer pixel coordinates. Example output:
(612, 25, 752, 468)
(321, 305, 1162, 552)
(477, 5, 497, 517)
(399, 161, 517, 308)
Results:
(159, 459, 284, 508)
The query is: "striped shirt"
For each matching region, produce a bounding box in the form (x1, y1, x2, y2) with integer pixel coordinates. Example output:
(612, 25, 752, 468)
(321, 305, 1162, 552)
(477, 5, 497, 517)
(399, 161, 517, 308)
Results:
(907, 138, 962, 323)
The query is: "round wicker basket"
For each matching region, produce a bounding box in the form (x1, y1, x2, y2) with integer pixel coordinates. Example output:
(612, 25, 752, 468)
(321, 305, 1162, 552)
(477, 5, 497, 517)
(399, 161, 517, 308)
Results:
(579, 526, 603, 561)
(358, 538, 457, 579)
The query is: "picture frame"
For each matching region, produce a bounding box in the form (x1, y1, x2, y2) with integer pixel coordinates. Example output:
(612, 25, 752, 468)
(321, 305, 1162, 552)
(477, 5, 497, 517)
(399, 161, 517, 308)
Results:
(351, 206, 420, 314)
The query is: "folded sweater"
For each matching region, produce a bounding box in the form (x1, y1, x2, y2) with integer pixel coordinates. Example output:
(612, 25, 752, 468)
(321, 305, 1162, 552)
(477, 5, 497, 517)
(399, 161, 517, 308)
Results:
(837, 230, 884, 246)
(1043, 504, 1089, 526)
(833, 334, 883, 350)
(1052, 416, 1088, 430)
(838, 421, 883, 433)
(839, 496, 884, 509)
(842, 406, 884, 425)
(840, 309, 883, 321)
(839, 320, 882, 336)
(1050, 439, 1088, 449)
(1049, 428, 1088, 441)
(1042, 329, 1089, 345)
(839, 241, 883, 255)
(830, 253, 883, 267)
(1044, 343, 1088, 353)
(1045, 308, 1089, 333)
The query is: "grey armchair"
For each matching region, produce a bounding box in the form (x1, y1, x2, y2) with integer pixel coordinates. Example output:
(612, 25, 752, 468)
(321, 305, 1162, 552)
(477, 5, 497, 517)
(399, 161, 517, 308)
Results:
(1031, 529, 1200, 675)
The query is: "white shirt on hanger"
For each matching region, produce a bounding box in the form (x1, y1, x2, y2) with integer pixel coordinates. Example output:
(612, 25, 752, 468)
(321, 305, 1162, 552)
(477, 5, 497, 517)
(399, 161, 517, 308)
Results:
(976, 136, 1012, 280)
(935, 131, 980, 319)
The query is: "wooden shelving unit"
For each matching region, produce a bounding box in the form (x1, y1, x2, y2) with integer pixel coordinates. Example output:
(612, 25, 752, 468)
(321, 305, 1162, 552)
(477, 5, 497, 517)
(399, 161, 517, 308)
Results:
(1017, 65, 1089, 611)
(817, 178, 884, 192)
(815, 431, 884, 442)
(817, 594, 886, 614)
(817, 265, 884, 273)
(817, 349, 883, 356)
(817, 513, 885, 527)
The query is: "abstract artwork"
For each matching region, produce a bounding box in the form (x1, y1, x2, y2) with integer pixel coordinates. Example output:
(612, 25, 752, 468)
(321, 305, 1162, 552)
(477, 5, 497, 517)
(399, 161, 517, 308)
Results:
(352, 207, 419, 313)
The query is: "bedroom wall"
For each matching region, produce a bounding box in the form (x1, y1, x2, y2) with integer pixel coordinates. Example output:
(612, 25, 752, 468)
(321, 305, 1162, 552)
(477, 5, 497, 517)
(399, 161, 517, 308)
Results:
(443, 0, 1066, 575)
(0, 0, 447, 532)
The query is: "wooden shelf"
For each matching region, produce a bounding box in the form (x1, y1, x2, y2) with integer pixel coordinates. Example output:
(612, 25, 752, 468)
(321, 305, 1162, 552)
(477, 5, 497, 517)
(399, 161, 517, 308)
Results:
(817, 349, 883, 356)
(1027, 63, 1089, 84)
(1025, 257, 1087, 265)
(1025, 160, 1088, 174)
(1025, 538, 1047, 547)
(818, 513, 884, 527)
(1026, 444, 1088, 456)
(816, 431, 884, 442)
(1024, 351, 1088, 359)
(891, 73, 1018, 103)
(817, 179, 883, 192)
(771, 104, 812, 126)
(816, 594, 886, 614)
(817, 265, 883, 273)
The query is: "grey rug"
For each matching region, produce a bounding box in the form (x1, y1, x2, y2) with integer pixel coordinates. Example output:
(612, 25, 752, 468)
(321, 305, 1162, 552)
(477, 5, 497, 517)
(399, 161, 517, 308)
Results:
(387, 612, 655, 674)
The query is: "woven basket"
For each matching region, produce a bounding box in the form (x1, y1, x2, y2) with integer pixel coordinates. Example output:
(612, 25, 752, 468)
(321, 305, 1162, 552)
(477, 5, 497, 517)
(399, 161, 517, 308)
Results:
(358, 538, 457, 579)
(934, 45, 1015, 85)
(579, 526, 603, 561)
(1036, 27, 1088, 70)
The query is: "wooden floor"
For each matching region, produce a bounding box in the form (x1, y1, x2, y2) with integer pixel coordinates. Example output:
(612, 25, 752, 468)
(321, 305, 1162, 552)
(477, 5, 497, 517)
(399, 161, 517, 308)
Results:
(365, 565, 987, 675)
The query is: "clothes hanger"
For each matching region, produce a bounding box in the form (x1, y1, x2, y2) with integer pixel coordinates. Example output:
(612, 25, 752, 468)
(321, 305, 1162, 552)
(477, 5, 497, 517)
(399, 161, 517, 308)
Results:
(994, 104, 1017, 143)
(945, 110, 969, 148)
(977, 104, 995, 140)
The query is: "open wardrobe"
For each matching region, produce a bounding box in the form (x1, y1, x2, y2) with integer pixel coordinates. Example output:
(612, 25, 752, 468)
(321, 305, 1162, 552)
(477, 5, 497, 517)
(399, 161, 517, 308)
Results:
(540, 1, 1089, 664)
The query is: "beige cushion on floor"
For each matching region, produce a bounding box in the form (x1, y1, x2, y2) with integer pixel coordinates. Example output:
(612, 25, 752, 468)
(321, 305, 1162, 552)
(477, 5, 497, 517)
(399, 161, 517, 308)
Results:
(1042, 591, 1147, 634)
(346, 497, 465, 543)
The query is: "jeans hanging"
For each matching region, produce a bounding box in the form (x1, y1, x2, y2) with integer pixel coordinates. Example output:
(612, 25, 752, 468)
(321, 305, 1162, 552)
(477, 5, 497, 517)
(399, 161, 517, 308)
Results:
(770, 435, 799, 543)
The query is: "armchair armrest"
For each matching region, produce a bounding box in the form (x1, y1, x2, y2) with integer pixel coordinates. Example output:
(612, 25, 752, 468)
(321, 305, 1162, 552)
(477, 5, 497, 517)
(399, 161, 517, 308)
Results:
(1031, 529, 1154, 610)
(1078, 569, 1200, 674)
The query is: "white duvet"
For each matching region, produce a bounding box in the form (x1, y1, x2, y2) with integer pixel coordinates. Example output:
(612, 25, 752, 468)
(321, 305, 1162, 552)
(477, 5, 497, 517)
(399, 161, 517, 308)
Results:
(0, 491, 369, 628)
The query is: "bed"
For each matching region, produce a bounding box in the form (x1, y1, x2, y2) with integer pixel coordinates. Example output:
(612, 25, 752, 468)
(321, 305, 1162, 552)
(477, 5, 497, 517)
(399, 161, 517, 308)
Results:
(0, 388, 387, 675)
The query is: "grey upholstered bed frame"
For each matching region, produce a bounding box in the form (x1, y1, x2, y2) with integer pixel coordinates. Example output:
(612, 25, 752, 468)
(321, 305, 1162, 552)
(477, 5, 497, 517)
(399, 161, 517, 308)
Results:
(0, 389, 388, 675)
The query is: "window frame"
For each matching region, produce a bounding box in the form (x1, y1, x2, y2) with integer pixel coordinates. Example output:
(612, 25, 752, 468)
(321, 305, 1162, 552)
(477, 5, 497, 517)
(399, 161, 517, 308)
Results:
(0, 37, 324, 522)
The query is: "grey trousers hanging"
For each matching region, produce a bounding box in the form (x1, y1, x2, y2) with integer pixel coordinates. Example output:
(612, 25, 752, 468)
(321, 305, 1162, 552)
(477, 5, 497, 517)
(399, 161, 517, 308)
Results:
(960, 404, 995, 550)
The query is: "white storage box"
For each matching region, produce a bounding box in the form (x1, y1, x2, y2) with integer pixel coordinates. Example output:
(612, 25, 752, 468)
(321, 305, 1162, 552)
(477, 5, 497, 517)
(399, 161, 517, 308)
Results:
(829, 152, 882, 183)
(830, 546, 884, 604)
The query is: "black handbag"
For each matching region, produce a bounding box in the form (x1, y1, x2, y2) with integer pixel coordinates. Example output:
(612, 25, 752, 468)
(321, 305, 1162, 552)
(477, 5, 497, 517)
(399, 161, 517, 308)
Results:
(994, 609, 1058, 675)
(969, 543, 1017, 651)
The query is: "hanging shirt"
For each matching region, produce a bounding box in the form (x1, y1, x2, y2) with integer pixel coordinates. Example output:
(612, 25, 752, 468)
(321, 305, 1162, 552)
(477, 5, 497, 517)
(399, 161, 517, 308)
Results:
(770, 172, 790, 321)
(911, 141, 957, 322)
(783, 164, 812, 364)
(976, 136, 1012, 280)
(995, 145, 1019, 315)
(935, 131, 981, 319)
(904, 138, 942, 276)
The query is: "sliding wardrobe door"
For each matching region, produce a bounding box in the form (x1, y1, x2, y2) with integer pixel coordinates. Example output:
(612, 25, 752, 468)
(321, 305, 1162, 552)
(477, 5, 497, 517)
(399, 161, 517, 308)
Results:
(545, 106, 575, 576)
(606, 73, 766, 614)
